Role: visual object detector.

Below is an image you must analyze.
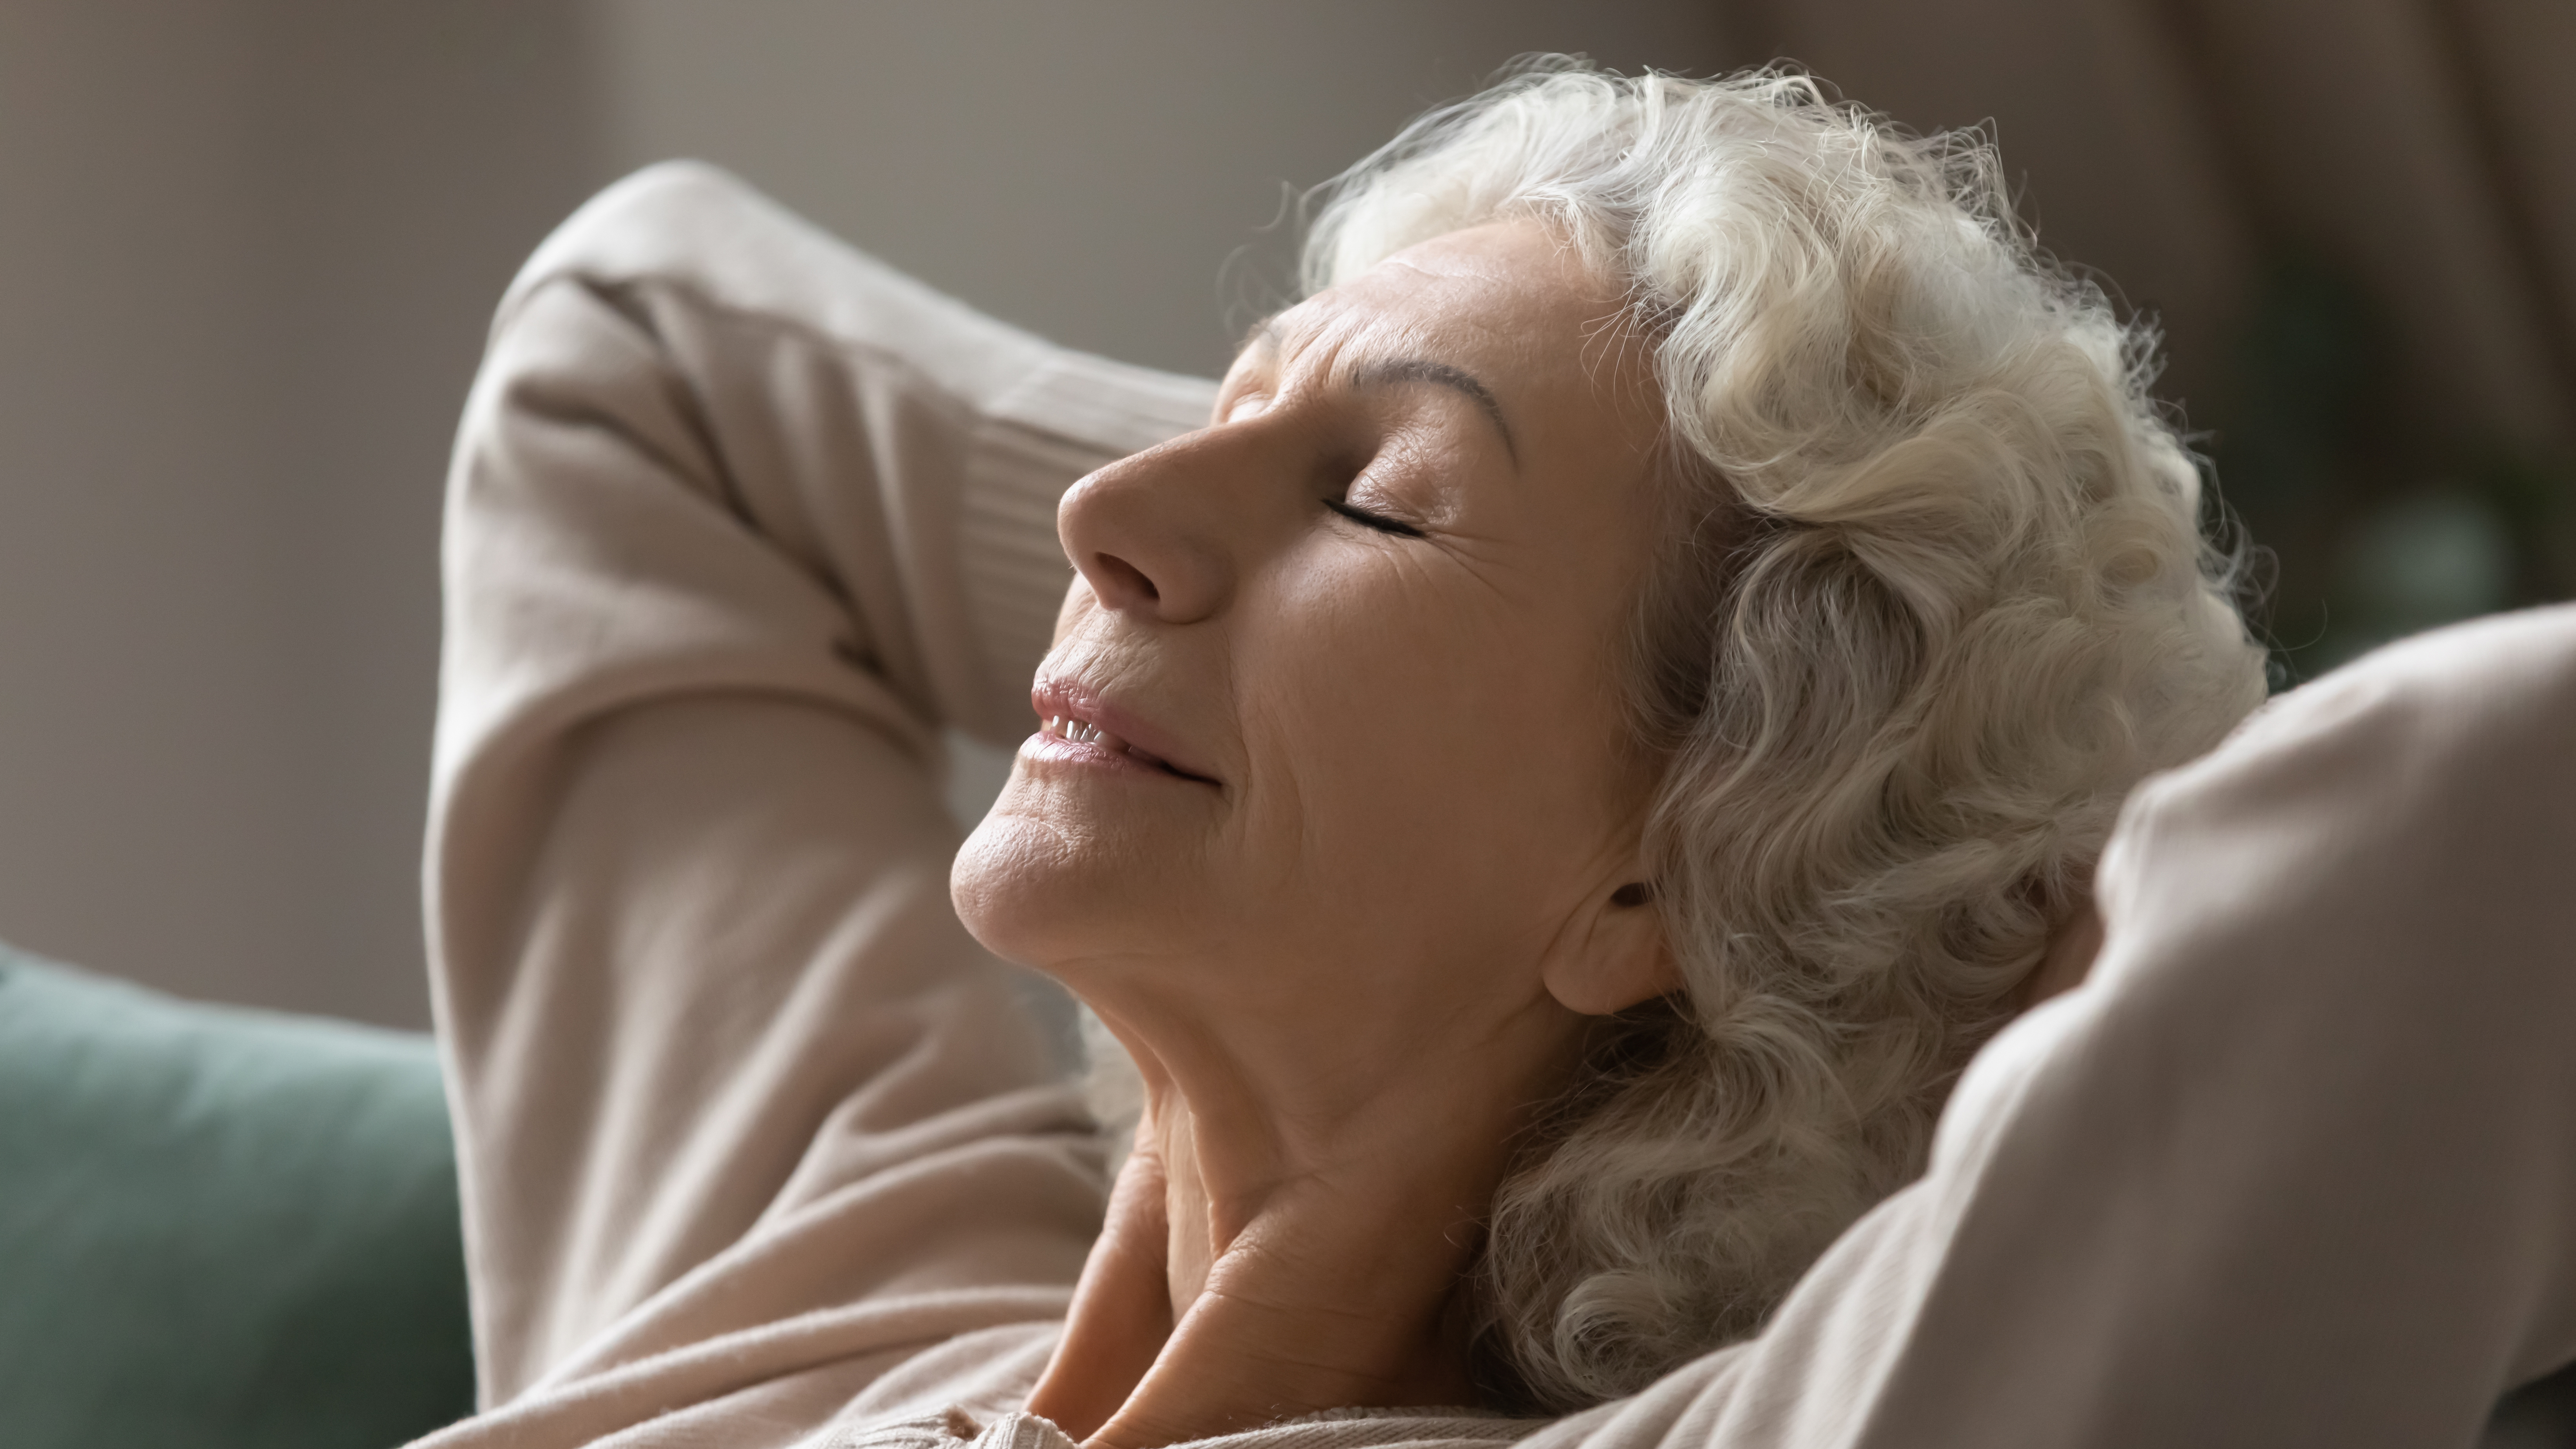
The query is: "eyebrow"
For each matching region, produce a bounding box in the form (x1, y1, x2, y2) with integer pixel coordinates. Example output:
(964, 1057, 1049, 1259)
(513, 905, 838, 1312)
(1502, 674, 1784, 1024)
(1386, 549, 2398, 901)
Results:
(1350, 358, 1520, 467)
(1237, 322, 1521, 468)
(1350, 358, 1504, 466)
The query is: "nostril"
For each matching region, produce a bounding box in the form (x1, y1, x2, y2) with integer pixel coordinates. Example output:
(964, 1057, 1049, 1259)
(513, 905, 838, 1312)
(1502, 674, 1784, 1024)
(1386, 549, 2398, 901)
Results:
(1094, 552, 1159, 605)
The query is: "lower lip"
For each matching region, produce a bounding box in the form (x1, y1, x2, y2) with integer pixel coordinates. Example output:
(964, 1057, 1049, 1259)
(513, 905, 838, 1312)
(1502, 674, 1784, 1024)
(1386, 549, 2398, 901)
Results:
(1018, 730, 1193, 780)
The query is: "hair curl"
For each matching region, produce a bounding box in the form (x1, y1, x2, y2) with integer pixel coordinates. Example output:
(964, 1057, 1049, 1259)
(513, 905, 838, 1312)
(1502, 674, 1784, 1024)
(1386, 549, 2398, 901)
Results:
(1293, 60, 2266, 1409)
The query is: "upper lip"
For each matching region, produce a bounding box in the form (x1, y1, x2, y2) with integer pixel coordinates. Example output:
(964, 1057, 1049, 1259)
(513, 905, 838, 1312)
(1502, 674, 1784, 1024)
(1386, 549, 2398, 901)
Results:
(1030, 678, 1220, 786)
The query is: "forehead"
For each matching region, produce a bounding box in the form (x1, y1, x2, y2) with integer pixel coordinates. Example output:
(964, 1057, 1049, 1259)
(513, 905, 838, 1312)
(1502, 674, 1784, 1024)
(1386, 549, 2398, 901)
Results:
(1244, 221, 1624, 374)
(1236, 221, 1666, 482)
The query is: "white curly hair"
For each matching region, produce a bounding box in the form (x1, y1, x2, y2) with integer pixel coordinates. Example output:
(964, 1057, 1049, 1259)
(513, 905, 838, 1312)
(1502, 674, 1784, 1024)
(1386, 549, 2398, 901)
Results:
(1092, 59, 2267, 1412)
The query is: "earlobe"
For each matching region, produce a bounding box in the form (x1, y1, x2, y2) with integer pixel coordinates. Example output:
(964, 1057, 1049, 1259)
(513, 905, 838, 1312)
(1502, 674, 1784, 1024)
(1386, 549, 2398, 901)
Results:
(1542, 883, 1683, 1016)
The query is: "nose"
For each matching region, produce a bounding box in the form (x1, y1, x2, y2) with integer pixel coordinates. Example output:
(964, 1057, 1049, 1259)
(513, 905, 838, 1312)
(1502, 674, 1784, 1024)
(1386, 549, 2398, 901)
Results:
(1055, 433, 1240, 626)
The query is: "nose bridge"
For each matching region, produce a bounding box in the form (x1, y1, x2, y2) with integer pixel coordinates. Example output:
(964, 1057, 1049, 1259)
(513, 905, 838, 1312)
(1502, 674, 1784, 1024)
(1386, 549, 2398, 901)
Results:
(1057, 419, 1290, 624)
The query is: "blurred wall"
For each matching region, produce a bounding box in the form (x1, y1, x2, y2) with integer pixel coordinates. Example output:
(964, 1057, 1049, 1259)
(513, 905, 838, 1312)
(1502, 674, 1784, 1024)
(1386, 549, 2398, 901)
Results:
(0, 2, 602, 1028)
(0, 2, 1728, 1027)
(0, 2, 289, 1013)
(589, 1, 1729, 378)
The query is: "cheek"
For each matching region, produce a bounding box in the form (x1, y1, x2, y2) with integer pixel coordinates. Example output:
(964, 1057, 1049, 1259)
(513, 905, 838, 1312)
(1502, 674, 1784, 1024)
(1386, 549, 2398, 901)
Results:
(1233, 551, 1624, 927)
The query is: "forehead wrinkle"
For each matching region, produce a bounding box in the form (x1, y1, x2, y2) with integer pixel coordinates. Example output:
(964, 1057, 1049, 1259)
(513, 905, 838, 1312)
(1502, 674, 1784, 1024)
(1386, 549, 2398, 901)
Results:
(1239, 300, 1523, 468)
(1233, 306, 1350, 393)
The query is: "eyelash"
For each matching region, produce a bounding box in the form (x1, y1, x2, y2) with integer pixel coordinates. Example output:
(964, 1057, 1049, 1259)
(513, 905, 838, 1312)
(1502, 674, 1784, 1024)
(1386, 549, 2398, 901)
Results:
(1322, 496, 1426, 538)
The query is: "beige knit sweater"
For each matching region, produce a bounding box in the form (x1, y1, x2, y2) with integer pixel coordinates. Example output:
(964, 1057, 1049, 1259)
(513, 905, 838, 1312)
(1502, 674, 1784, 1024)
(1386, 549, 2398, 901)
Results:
(415, 163, 2576, 1449)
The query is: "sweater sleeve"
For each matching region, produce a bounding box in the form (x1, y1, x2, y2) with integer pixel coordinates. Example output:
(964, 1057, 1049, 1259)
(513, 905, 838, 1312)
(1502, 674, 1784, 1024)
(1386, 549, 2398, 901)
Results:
(425, 162, 1216, 1408)
(1523, 605, 2576, 1449)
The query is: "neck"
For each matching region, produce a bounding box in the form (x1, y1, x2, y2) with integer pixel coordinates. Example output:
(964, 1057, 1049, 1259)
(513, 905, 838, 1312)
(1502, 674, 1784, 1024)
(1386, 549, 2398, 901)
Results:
(1026, 992, 1583, 1447)
(1153, 1084, 1488, 1394)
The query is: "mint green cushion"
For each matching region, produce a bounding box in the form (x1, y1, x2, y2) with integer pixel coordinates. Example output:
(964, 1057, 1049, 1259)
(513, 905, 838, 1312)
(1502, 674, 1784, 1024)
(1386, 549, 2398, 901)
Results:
(0, 945, 475, 1448)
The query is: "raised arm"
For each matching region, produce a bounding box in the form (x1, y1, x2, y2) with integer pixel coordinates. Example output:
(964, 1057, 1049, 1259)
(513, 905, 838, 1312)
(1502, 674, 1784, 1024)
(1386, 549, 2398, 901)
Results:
(427, 163, 1214, 1407)
(1528, 606, 2576, 1449)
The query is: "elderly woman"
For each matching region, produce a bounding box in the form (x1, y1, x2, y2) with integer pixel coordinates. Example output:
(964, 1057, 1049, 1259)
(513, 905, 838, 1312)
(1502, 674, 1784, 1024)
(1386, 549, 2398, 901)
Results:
(418, 66, 2576, 1449)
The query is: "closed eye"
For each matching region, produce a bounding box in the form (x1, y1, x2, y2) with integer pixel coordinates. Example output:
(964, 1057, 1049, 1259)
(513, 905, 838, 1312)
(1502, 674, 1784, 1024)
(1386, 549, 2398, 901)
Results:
(1322, 496, 1426, 538)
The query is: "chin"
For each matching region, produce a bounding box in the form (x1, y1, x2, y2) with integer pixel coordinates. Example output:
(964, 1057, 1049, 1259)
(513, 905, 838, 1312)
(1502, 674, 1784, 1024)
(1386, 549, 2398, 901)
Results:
(950, 786, 1180, 976)
(949, 808, 1067, 966)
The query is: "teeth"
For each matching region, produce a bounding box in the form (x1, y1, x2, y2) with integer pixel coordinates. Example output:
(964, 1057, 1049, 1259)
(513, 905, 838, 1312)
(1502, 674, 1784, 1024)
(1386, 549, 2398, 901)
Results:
(1045, 715, 1126, 753)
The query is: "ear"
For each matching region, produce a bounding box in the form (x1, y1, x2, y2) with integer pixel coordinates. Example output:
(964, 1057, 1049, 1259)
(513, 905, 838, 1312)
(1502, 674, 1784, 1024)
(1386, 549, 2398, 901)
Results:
(1541, 878, 1684, 1016)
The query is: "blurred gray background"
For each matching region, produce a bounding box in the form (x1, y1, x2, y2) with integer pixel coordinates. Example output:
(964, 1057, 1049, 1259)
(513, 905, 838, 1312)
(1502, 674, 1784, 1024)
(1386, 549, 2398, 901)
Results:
(2, 0, 2567, 1028)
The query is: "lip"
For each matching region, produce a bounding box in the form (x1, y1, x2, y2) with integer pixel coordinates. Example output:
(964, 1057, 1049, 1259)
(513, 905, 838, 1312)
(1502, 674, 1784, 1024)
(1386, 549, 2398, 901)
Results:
(1025, 678, 1220, 787)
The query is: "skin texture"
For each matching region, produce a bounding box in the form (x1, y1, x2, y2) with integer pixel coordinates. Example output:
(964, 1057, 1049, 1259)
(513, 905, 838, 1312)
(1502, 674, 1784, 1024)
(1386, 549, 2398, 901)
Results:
(950, 221, 1683, 1447)
(2019, 901, 2103, 1010)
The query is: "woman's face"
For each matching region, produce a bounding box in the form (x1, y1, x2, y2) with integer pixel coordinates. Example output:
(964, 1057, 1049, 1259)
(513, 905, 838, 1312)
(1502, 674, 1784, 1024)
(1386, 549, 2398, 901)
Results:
(953, 220, 1675, 1096)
